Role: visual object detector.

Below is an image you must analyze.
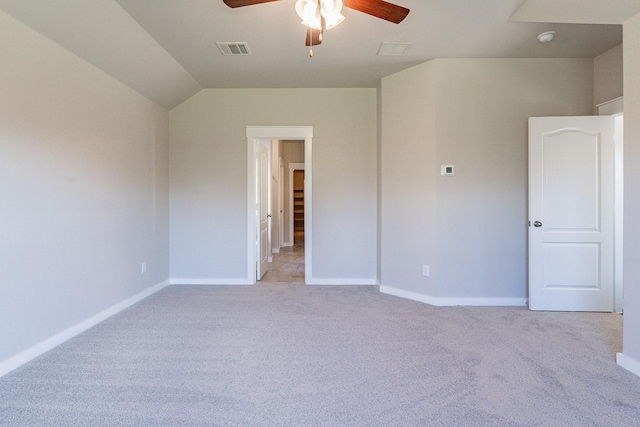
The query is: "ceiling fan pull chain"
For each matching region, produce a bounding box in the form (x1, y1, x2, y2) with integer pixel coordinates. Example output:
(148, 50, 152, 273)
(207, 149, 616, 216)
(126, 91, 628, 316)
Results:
(306, 28, 313, 57)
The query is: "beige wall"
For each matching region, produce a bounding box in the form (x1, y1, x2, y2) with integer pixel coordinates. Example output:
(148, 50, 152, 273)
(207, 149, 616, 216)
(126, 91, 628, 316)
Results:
(380, 61, 438, 295)
(622, 12, 640, 371)
(170, 88, 377, 283)
(381, 58, 593, 302)
(594, 44, 623, 112)
(0, 11, 170, 367)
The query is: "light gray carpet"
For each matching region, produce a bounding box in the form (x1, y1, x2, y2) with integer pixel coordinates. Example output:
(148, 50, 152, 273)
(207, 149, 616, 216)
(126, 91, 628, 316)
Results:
(1, 284, 639, 426)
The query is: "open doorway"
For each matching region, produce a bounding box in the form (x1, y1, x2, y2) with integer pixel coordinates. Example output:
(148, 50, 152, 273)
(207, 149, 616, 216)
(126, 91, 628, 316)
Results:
(260, 147, 305, 283)
(287, 160, 305, 248)
(293, 169, 305, 246)
(246, 126, 312, 285)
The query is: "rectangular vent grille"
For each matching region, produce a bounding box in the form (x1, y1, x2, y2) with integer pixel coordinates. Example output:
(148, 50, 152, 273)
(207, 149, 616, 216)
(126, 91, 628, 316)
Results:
(216, 42, 251, 56)
(377, 42, 411, 56)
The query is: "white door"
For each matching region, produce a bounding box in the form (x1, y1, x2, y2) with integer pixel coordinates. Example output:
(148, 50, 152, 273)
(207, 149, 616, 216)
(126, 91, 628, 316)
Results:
(529, 116, 615, 311)
(256, 141, 270, 279)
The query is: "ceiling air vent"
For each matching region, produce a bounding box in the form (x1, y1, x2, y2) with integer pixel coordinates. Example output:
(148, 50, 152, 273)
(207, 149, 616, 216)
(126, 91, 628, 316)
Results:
(216, 42, 252, 56)
(377, 42, 411, 56)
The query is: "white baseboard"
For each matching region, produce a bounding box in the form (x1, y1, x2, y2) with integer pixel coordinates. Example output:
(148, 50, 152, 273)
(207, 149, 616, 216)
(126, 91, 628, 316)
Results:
(617, 352, 640, 378)
(272, 248, 280, 254)
(0, 279, 170, 378)
(379, 285, 528, 307)
(306, 278, 378, 286)
(170, 278, 253, 285)
(172, 277, 376, 286)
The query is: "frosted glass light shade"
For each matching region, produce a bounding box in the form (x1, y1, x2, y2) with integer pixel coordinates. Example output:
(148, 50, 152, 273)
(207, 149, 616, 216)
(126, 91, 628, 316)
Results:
(323, 11, 344, 29)
(321, 0, 344, 29)
(295, 0, 322, 30)
(295, 0, 344, 31)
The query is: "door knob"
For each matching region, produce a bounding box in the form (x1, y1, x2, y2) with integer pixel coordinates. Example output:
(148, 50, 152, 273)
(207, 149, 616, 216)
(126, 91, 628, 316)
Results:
(533, 221, 542, 227)
(267, 214, 272, 218)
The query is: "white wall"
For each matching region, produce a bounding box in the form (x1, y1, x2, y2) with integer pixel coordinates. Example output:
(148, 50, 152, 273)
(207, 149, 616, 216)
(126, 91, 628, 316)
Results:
(620, 12, 640, 375)
(0, 11, 170, 368)
(169, 89, 377, 283)
(381, 58, 593, 304)
(594, 44, 623, 111)
(380, 61, 438, 297)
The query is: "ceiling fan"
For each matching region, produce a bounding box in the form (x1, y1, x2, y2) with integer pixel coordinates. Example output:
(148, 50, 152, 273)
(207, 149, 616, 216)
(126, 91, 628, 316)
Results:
(222, 0, 410, 56)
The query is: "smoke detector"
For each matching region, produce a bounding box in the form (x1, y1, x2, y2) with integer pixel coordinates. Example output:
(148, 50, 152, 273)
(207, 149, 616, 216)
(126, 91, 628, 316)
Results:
(537, 31, 556, 43)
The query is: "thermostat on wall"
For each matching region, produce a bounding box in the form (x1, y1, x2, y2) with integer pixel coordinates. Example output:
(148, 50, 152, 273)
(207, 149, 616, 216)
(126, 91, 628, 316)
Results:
(441, 165, 455, 176)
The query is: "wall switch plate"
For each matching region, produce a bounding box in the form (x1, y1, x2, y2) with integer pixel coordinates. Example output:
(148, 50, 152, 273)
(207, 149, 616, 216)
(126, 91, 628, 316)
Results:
(441, 165, 455, 176)
(141, 262, 147, 274)
(422, 265, 430, 277)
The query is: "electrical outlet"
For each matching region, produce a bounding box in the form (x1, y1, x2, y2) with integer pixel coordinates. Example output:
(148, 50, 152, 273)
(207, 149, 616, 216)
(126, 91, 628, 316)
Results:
(141, 262, 147, 274)
(441, 165, 455, 176)
(422, 265, 430, 277)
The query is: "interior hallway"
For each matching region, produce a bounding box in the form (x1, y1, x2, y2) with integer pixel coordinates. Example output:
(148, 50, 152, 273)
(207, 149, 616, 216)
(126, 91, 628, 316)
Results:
(260, 231, 305, 283)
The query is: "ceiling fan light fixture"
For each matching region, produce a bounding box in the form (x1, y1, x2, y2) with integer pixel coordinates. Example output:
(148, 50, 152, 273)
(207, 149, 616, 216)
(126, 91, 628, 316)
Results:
(296, 0, 322, 30)
(323, 12, 344, 29)
(321, 0, 344, 29)
(296, 0, 344, 30)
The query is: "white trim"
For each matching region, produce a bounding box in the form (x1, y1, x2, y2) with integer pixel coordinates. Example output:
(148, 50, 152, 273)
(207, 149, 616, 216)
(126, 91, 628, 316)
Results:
(596, 110, 624, 313)
(288, 162, 305, 247)
(0, 280, 170, 378)
(247, 133, 255, 284)
(613, 115, 624, 313)
(272, 248, 280, 254)
(170, 278, 253, 285)
(617, 352, 640, 378)
(380, 286, 528, 307)
(279, 162, 285, 251)
(265, 140, 273, 264)
(306, 278, 378, 285)
(597, 96, 623, 115)
(304, 135, 312, 284)
(246, 126, 313, 285)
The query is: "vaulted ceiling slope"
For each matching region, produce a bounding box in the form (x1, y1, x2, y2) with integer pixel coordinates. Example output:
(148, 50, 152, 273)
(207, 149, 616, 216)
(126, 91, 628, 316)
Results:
(0, 0, 637, 109)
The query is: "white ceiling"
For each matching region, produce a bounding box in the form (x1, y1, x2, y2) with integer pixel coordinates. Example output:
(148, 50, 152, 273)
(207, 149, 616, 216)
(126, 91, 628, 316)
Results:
(0, 0, 637, 109)
(510, 0, 640, 24)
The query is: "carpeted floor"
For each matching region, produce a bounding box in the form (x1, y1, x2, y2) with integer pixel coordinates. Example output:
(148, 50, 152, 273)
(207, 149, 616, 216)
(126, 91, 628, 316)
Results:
(1, 284, 639, 426)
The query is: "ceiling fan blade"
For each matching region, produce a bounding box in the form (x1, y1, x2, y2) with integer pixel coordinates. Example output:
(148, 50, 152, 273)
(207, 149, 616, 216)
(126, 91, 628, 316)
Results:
(223, 0, 279, 7)
(343, 0, 409, 24)
(305, 28, 323, 46)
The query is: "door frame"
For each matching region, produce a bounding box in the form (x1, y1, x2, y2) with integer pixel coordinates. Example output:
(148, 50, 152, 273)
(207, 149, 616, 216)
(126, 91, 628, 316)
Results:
(279, 161, 285, 252)
(246, 126, 313, 284)
(597, 97, 624, 313)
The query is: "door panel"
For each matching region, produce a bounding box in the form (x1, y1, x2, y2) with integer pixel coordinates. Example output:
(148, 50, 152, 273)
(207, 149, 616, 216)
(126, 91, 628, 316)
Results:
(544, 243, 600, 289)
(529, 116, 615, 311)
(543, 131, 600, 230)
